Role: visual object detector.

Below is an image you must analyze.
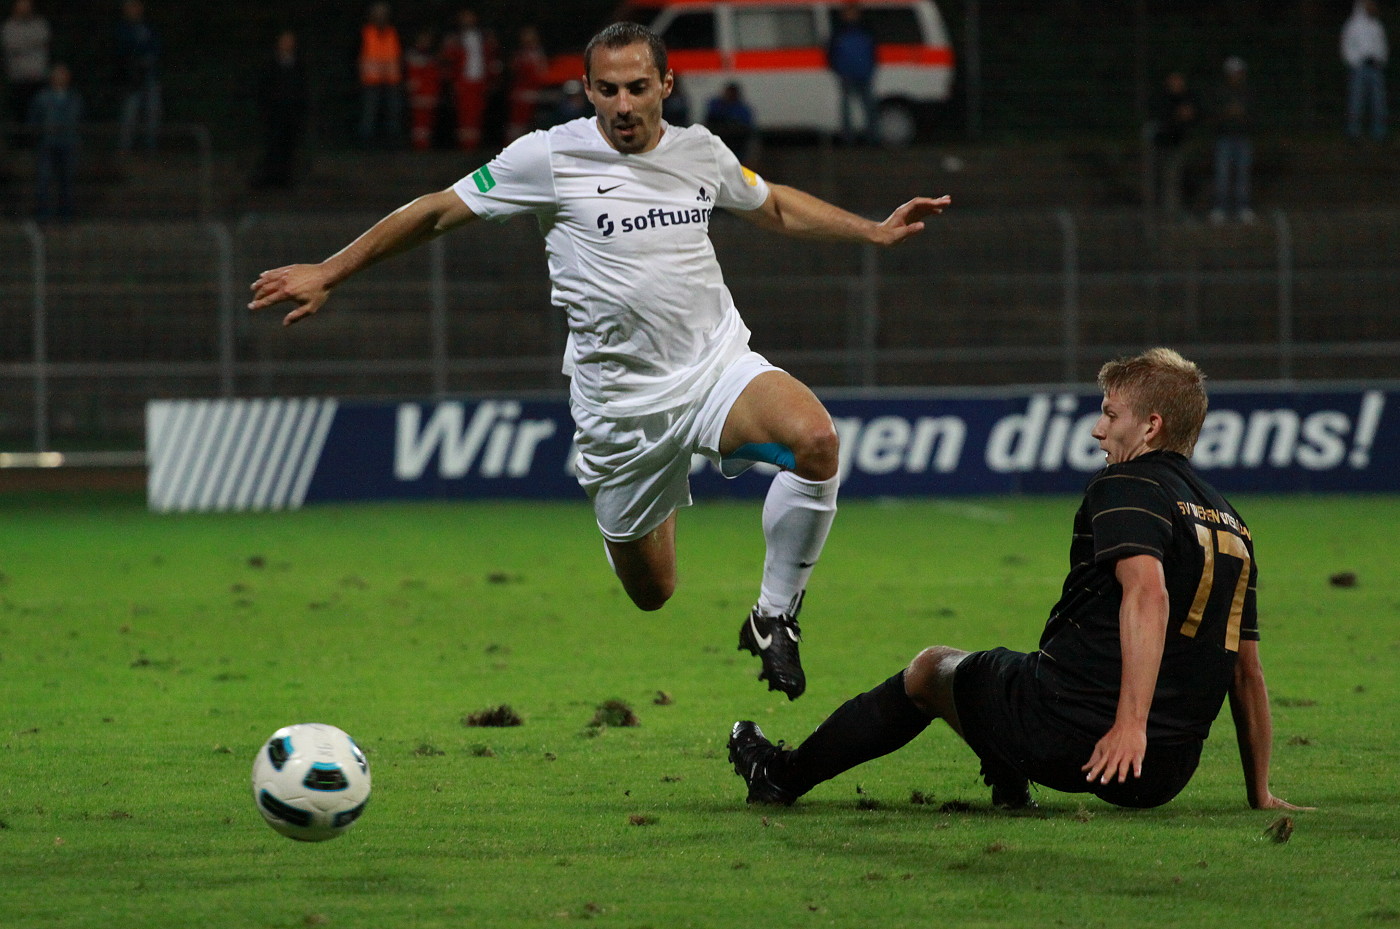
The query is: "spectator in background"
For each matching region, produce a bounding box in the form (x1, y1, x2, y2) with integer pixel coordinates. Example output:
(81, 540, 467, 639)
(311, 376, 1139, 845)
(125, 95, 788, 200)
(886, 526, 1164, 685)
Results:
(1341, 0, 1389, 143)
(705, 81, 756, 162)
(29, 61, 80, 221)
(828, 2, 878, 145)
(405, 27, 443, 151)
(1149, 71, 1200, 221)
(551, 78, 590, 125)
(357, 1, 403, 147)
(1210, 56, 1253, 225)
(115, 0, 161, 153)
(253, 29, 309, 189)
(505, 25, 546, 142)
(3, 0, 50, 138)
(443, 7, 499, 150)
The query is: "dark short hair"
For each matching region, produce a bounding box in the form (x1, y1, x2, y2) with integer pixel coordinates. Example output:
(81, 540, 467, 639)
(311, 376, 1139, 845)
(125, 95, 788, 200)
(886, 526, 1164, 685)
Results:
(584, 22, 668, 80)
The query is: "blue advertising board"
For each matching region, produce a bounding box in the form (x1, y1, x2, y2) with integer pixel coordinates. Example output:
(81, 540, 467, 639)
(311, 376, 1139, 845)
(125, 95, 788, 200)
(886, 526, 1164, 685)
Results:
(147, 385, 1395, 512)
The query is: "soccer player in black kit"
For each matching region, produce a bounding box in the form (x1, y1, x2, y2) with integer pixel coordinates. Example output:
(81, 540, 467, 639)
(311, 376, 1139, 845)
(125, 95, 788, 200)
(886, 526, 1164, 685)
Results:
(728, 348, 1310, 812)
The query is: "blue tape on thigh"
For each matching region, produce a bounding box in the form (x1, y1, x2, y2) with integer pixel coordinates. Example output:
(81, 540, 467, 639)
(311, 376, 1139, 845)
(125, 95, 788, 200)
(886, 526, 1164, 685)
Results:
(723, 442, 796, 471)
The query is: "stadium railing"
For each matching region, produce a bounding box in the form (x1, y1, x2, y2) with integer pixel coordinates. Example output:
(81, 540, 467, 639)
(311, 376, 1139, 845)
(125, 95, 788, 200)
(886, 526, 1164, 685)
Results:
(1, 209, 1398, 454)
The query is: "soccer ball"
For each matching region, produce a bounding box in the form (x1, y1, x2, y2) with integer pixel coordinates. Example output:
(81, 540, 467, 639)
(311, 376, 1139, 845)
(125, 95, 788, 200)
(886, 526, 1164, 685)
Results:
(251, 723, 371, 842)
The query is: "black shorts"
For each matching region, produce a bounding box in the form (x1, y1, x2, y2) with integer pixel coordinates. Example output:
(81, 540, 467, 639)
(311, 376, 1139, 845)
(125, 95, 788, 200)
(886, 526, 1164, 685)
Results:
(952, 647, 1202, 809)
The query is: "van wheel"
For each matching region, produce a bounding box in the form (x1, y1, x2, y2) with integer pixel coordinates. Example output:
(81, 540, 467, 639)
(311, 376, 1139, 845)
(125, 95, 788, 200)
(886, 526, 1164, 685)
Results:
(877, 100, 917, 148)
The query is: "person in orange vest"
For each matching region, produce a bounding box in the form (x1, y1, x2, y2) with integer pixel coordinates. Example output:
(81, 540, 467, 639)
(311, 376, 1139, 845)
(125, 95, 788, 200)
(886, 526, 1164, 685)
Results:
(442, 7, 499, 150)
(404, 27, 442, 151)
(505, 25, 547, 142)
(357, 1, 403, 146)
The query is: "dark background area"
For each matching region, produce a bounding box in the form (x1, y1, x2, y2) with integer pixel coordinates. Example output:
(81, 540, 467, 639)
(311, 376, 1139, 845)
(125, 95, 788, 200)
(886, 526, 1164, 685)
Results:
(32, 0, 1385, 150)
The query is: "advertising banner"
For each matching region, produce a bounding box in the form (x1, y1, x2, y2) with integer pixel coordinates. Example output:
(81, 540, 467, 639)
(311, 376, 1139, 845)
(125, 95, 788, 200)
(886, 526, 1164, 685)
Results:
(146, 386, 1395, 512)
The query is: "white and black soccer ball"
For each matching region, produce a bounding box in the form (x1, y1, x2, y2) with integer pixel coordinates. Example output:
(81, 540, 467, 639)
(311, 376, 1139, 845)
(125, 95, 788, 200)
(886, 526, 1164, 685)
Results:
(251, 723, 371, 842)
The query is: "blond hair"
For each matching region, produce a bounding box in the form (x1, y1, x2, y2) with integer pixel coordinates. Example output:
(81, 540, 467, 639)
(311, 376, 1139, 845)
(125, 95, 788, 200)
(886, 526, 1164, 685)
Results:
(1097, 347, 1208, 455)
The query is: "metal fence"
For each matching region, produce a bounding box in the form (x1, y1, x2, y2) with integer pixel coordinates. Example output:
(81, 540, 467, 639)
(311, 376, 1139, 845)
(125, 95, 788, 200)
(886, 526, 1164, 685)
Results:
(2, 209, 1398, 455)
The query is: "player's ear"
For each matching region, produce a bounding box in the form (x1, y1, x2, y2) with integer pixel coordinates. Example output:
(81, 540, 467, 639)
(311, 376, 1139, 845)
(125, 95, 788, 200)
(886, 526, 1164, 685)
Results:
(1144, 412, 1164, 445)
(661, 69, 674, 99)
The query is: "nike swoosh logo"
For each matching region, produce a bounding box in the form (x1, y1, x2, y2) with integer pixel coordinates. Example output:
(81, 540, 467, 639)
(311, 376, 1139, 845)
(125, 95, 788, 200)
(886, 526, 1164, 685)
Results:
(748, 616, 773, 651)
(596, 183, 624, 194)
(798, 561, 816, 569)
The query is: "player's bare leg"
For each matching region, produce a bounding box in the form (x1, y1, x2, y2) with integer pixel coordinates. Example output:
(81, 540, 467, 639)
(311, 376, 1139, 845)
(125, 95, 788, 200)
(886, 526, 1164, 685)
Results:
(722, 371, 841, 699)
(903, 645, 969, 733)
(720, 370, 838, 480)
(905, 645, 1035, 809)
(605, 512, 678, 612)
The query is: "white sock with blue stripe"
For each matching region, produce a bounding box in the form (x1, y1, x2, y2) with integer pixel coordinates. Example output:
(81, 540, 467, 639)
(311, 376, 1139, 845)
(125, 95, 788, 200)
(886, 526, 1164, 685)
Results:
(757, 470, 839, 616)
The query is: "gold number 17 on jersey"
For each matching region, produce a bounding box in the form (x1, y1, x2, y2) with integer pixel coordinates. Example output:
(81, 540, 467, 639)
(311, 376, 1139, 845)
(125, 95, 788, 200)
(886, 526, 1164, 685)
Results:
(1181, 523, 1250, 652)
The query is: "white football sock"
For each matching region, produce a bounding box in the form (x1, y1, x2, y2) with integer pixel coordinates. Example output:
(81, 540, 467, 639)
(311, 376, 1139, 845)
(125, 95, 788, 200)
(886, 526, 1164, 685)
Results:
(757, 470, 839, 616)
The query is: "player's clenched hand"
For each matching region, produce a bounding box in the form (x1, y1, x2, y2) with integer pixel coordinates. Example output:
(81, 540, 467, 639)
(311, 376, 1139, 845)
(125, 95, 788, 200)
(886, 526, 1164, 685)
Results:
(248, 263, 333, 327)
(874, 195, 951, 246)
(1082, 722, 1147, 785)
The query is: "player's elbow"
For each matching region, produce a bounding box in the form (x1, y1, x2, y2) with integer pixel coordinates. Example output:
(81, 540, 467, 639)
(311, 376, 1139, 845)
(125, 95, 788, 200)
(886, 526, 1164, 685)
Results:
(1229, 642, 1267, 704)
(1232, 652, 1265, 692)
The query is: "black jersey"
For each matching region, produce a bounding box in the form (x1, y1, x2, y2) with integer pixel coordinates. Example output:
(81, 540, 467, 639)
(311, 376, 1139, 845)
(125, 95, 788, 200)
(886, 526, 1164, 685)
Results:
(1034, 451, 1259, 743)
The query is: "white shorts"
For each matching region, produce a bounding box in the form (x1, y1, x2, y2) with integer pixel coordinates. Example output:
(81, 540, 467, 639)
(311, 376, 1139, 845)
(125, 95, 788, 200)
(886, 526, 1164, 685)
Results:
(571, 351, 781, 543)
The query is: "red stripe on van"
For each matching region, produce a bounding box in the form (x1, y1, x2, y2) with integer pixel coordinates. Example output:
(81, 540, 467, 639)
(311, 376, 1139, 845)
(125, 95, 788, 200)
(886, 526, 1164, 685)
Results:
(879, 44, 955, 67)
(669, 49, 726, 71)
(542, 43, 953, 85)
(731, 48, 828, 70)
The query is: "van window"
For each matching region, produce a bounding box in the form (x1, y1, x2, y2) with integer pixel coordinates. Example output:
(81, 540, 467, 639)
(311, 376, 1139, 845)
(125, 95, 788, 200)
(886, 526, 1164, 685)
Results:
(660, 11, 717, 50)
(827, 7, 923, 45)
(734, 9, 819, 50)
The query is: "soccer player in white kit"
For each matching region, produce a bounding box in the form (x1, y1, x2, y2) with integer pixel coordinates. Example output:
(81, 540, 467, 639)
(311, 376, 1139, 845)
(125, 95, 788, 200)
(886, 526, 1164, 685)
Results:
(249, 22, 950, 700)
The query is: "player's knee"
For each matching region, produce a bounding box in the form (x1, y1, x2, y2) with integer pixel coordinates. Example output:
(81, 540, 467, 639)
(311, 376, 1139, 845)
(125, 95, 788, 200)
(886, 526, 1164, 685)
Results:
(624, 576, 675, 612)
(791, 424, 840, 481)
(905, 646, 958, 715)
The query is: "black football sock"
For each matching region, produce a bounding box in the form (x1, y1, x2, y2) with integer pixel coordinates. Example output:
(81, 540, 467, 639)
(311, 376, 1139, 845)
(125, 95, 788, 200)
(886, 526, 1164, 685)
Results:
(773, 670, 933, 798)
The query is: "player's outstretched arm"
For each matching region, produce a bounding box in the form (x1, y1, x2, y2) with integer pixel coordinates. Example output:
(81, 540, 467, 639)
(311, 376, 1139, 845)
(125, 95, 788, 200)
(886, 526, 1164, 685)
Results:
(736, 183, 950, 246)
(1082, 554, 1168, 785)
(1228, 639, 1314, 811)
(249, 189, 478, 326)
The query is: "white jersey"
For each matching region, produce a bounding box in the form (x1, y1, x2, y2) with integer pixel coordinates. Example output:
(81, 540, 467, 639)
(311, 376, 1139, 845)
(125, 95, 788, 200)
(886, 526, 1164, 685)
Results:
(452, 117, 770, 417)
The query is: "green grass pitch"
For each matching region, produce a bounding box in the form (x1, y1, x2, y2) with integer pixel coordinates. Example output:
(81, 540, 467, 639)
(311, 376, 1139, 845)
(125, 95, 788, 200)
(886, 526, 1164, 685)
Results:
(1, 490, 1397, 928)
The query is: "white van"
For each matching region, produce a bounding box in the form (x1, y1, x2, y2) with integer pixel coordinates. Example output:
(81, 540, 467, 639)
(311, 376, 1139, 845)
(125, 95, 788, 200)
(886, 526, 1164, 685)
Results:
(544, 0, 955, 146)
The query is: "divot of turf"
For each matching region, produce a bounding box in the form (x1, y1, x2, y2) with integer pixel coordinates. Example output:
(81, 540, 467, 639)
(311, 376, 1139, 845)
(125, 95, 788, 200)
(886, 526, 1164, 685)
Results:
(588, 699, 639, 729)
(1264, 816, 1295, 843)
(462, 704, 523, 727)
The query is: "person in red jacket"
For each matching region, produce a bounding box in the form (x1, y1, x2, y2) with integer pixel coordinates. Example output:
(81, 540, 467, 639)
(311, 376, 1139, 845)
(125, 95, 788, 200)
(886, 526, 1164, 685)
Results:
(404, 27, 442, 151)
(357, 1, 403, 146)
(505, 25, 547, 142)
(442, 7, 499, 150)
